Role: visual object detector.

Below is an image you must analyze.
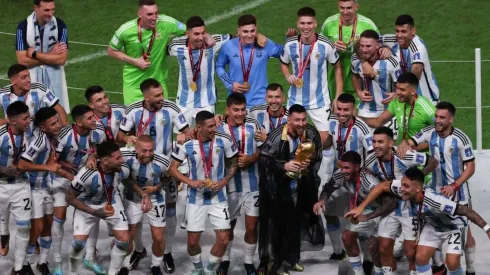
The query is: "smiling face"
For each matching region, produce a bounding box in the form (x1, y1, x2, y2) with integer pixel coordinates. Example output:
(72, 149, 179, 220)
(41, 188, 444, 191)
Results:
(136, 139, 155, 165)
(238, 24, 257, 45)
(359, 37, 379, 60)
(373, 133, 394, 158)
(399, 175, 422, 201)
(287, 111, 307, 137)
(395, 82, 416, 103)
(226, 103, 247, 126)
(9, 112, 31, 133)
(34, 1, 55, 25)
(395, 24, 416, 48)
(11, 70, 31, 92)
(297, 15, 317, 39)
(338, 0, 358, 23)
(144, 85, 164, 111)
(197, 117, 217, 140)
(335, 101, 355, 125)
(339, 160, 359, 181)
(266, 88, 284, 112)
(40, 115, 62, 136)
(434, 108, 453, 133)
(76, 111, 97, 131)
(187, 26, 206, 48)
(138, 3, 158, 29)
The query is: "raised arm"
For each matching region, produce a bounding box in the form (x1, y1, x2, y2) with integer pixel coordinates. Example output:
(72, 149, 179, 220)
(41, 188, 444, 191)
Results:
(344, 181, 393, 219)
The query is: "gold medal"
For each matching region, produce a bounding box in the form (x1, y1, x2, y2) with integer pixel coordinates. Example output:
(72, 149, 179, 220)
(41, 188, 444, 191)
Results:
(104, 203, 114, 215)
(190, 81, 197, 92)
(204, 177, 214, 188)
(296, 78, 304, 88)
(243, 82, 250, 90)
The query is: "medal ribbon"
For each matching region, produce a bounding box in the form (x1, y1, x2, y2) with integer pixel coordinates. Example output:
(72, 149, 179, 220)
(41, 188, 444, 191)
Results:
(95, 109, 114, 141)
(72, 124, 94, 155)
(297, 36, 317, 79)
(377, 150, 395, 180)
(339, 15, 358, 45)
(268, 106, 286, 130)
(227, 118, 246, 153)
(239, 40, 255, 82)
(138, 19, 157, 60)
(137, 103, 156, 137)
(363, 56, 378, 92)
(7, 125, 24, 165)
(416, 191, 425, 242)
(188, 40, 204, 83)
(98, 162, 114, 205)
(337, 118, 355, 155)
(350, 175, 361, 210)
(402, 96, 417, 140)
(198, 136, 214, 179)
(399, 48, 408, 72)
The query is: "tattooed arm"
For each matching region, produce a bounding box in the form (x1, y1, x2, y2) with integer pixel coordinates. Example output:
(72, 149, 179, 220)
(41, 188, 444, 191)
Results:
(422, 155, 439, 176)
(212, 155, 238, 192)
(66, 188, 114, 218)
(454, 204, 490, 234)
(362, 194, 398, 221)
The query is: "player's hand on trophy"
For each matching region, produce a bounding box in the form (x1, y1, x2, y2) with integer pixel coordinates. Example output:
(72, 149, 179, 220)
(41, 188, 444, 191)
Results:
(211, 178, 227, 192)
(284, 160, 301, 173)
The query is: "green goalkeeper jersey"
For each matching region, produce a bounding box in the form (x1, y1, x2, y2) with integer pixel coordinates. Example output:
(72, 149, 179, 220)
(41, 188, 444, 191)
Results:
(321, 13, 379, 96)
(110, 14, 186, 101)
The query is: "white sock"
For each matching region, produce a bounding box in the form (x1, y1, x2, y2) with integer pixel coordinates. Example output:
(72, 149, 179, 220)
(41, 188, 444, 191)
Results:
(326, 219, 343, 254)
(448, 266, 463, 275)
(51, 216, 65, 264)
(432, 247, 444, 266)
(359, 238, 372, 262)
(134, 222, 144, 252)
(24, 243, 36, 265)
(69, 239, 87, 273)
(190, 253, 202, 270)
(108, 243, 128, 275)
(164, 210, 177, 254)
(85, 222, 99, 262)
(39, 236, 52, 264)
(0, 213, 9, 235)
(415, 263, 432, 275)
(465, 246, 476, 273)
(244, 242, 257, 265)
(348, 256, 365, 275)
(222, 240, 233, 261)
(374, 266, 383, 275)
(382, 266, 394, 275)
(206, 253, 222, 271)
(122, 253, 131, 268)
(152, 253, 163, 267)
(14, 225, 29, 271)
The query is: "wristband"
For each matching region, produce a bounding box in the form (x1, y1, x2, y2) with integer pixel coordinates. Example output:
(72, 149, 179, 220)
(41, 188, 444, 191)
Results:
(451, 183, 460, 191)
(483, 224, 490, 233)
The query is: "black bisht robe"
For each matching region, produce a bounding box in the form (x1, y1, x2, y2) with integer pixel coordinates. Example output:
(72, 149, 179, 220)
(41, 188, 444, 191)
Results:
(258, 123, 324, 265)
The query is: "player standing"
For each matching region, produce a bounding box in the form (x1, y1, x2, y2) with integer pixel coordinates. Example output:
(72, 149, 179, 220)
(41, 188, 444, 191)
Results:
(169, 110, 238, 275)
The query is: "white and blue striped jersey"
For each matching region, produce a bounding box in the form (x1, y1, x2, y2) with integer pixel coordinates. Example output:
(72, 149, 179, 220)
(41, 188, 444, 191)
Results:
(327, 169, 380, 210)
(328, 115, 373, 165)
(70, 162, 130, 206)
(0, 124, 29, 184)
(96, 104, 125, 142)
(248, 104, 289, 134)
(351, 54, 403, 115)
(382, 35, 439, 103)
(21, 129, 57, 189)
(0, 83, 59, 138)
(365, 148, 428, 217)
(280, 34, 340, 109)
(390, 181, 466, 232)
(218, 117, 263, 193)
(120, 100, 189, 157)
(169, 34, 231, 109)
(56, 125, 106, 176)
(121, 148, 171, 204)
(172, 132, 239, 205)
(411, 126, 474, 204)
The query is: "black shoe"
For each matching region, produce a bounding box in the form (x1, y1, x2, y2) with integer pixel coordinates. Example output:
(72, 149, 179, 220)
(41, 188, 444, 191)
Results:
(216, 260, 230, 275)
(129, 247, 147, 270)
(245, 263, 257, 275)
(36, 263, 51, 275)
(362, 261, 373, 275)
(117, 267, 129, 275)
(257, 260, 268, 275)
(328, 250, 346, 260)
(163, 253, 175, 273)
(151, 266, 164, 275)
(432, 264, 447, 275)
(466, 272, 475, 275)
(20, 265, 35, 275)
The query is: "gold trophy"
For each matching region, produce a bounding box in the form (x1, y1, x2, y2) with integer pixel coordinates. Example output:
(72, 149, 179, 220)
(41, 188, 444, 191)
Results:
(285, 139, 316, 179)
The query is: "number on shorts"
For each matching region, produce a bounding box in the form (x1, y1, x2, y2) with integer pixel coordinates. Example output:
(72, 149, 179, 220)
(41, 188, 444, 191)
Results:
(253, 195, 259, 207)
(149, 126, 156, 137)
(448, 232, 461, 245)
(223, 208, 230, 220)
(169, 182, 176, 193)
(412, 216, 419, 232)
(120, 210, 127, 221)
(23, 198, 31, 210)
(154, 205, 165, 219)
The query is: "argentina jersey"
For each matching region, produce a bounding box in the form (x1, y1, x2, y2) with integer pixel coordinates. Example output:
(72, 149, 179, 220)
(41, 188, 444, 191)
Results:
(171, 132, 238, 205)
(21, 129, 57, 189)
(169, 34, 231, 108)
(0, 83, 59, 138)
(0, 124, 29, 184)
(218, 117, 263, 193)
(120, 100, 189, 157)
(328, 115, 373, 165)
(411, 126, 475, 204)
(248, 104, 288, 134)
(351, 54, 402, 115)
(280, 34, 339, 110)
(329, 170, 380, 210)
(70, 162, 130, 206)
(96, 104, 125, 141)
(121, 148, 170, 204)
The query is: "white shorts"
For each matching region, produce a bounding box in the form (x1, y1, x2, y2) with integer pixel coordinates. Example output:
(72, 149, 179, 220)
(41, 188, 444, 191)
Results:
(73, 201, 128, 236)
(165, 178, 178, 204)
(418, 223, 468, 255)
(0, 182, 32, 224)
(179, 105, 216, 128)
(31, 188, 53, 219)
(306, 106, 331, 131)
(184, 201, 231, 232)
(377, 213, 418, 241)
(126, 199, 166, 227)
(49, 177, 70, 208)
(325, 187, 350, 217)
(346, 209, 379, 237)
(358, 109, 398, 141)
(228, 191, 259, 221)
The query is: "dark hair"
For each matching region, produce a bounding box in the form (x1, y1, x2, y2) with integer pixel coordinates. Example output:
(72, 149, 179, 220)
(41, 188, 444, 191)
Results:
(7, 64, 28, 79)
(140, 78, 161, 94)
(6, 101, 29, 118)
(226, 92, 247, 107)
(395, 14, 415, 27)
(139, 0, 156, 7)
(337, 93, 356, 105)
(238, 14, 256, 27)
(360, 29, 380, 41)
(404, 166, 425, 184)
(71, 105, 93, 121)
(34, 0, 54, 6)
(195, 110, 215, 125)
(288, 104, 306, 115)
(340, 151, 362, 165)
(85, 85, 104, 102)
(186, 16, 205, 29)
(266, 83, 283, 93)
(297, 7, 316, 17)
(397, 72, 419, 87)
(436, 101, 456, 116)
(96, 141, 120, 158)
(34, 107, 57, 127)
(373, 126, 394, 139)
